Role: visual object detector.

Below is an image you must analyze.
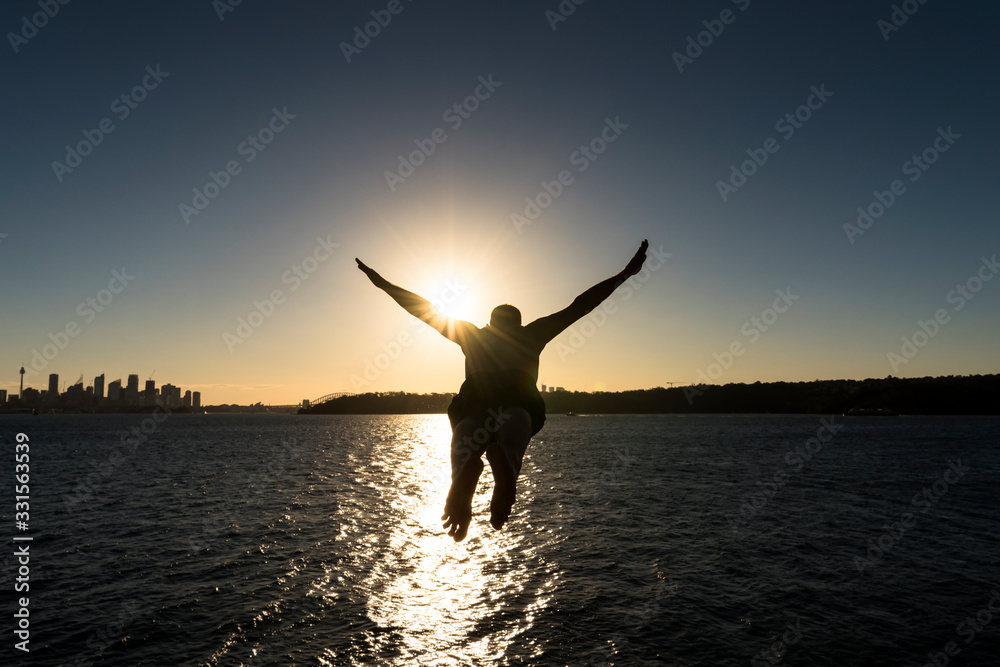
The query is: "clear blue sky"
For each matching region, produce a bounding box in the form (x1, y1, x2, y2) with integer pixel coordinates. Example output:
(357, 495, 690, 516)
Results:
(2, 0, 998, 404)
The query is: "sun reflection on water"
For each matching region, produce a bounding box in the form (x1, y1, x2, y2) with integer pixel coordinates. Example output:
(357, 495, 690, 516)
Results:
(352, 415, 548, 665)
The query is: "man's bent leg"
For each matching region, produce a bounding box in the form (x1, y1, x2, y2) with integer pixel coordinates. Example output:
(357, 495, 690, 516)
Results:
(442, 416, 486, 542)
(485, 407, 532, 530)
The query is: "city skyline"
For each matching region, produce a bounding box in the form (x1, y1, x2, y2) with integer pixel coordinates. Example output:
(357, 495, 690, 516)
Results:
(7, 363, 579, 406)
(5, 368, 201, 409)
(2, 2, 998, 405)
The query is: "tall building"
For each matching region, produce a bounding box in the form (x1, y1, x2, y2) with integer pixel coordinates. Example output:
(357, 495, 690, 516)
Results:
(161, 383, 175, 407)
(107, 379, 122, 401)
(144, 379, 156, 406)
(48, 373, 59, 399)
(183, 390, 191, 408)
(0, 389, 7, 404)
(192, 391, 201, 409)
(94, 374, 105, 401)
(66, 381, 85, 402)
(126, 374, 140, 405)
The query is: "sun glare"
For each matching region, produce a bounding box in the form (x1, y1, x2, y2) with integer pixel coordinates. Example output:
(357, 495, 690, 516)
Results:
(438, 295, 479, 322)
(427, 278, 480, 323)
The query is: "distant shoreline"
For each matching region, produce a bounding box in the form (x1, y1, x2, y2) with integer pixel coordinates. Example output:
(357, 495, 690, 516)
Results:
(5, 374, 996, 416)
(0, 405, 300, 415)
(297, 374, 1000, 416)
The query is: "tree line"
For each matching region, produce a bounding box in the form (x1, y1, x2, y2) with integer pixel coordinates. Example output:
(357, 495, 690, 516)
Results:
(298, 374, 1000, 415)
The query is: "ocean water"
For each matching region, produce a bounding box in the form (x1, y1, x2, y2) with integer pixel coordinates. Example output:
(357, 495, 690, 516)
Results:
(2, 413, 999, 666)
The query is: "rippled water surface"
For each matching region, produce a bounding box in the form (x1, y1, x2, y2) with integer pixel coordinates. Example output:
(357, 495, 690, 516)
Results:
(3, 413, 999, 666)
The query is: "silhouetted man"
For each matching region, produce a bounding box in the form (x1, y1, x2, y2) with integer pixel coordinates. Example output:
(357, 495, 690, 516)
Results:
(356, 239, 648, 541)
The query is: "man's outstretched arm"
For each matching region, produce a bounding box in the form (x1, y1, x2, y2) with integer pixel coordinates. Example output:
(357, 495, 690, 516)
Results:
(355, 258, 473, 343)
(527, 240, 649, 344)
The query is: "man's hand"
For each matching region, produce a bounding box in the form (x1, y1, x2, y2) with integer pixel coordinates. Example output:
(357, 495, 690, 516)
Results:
(356, 258, 391, 290)
(622, 239, 648, 277)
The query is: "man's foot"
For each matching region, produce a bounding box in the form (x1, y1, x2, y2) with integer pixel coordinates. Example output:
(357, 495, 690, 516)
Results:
(486, 444, 516, 530)
(441, 457, 484, 542)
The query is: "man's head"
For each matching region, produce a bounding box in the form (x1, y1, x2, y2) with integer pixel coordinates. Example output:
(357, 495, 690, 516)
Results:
(489, 304, 521, 331)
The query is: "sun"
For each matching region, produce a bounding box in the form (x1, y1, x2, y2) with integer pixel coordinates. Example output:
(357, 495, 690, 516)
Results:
(436, 288, 479, 322)
(420, 276, 481, 323)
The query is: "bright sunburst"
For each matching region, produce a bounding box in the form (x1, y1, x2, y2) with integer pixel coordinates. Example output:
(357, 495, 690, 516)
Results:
(427, 278, 480, 323)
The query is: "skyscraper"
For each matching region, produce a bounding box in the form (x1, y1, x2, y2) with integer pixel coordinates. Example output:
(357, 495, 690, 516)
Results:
(107, 379, 122, 401)
(144, 379, 156, 407)
(48, 373, 59, 400)
(193, 391, 201, 409)
(126, 374, 139, 405)
(66, 381, 85, 402)
(94, 374, 105, 401)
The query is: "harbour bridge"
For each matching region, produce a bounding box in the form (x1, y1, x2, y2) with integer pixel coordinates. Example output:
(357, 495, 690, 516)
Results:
(307, 391, 356, 407)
